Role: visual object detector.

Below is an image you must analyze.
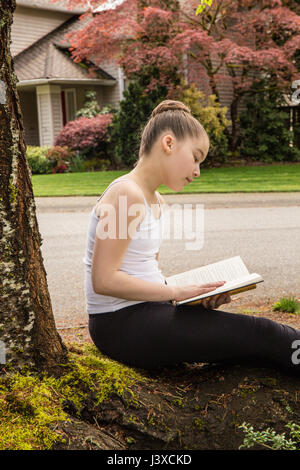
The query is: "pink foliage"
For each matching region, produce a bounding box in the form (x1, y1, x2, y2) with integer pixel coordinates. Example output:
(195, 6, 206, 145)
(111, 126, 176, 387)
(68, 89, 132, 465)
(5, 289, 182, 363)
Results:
(55, 0, 300, 96)
(54, 114, 113, 150)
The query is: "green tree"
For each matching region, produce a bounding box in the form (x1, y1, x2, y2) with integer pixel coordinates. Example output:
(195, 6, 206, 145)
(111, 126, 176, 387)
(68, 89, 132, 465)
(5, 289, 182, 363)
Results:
(239, 81, 300, 162)
(110, 76, 172, 168)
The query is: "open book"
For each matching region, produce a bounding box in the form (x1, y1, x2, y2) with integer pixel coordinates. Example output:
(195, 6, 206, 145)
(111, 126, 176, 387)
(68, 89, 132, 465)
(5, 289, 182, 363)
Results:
(165, 256, 263, 306)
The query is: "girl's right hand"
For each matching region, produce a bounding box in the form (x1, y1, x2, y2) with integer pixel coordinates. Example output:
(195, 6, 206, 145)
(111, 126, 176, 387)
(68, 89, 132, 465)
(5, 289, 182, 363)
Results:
(172, 281, 226, 302)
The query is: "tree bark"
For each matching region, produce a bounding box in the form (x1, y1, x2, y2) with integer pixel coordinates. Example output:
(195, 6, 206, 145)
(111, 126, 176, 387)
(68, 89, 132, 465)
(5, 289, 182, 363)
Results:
(0, 0, 68, 372)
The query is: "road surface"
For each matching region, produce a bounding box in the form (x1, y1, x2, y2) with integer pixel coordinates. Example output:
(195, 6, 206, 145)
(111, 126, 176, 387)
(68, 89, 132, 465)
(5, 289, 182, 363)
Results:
(35, 193, 300, 328)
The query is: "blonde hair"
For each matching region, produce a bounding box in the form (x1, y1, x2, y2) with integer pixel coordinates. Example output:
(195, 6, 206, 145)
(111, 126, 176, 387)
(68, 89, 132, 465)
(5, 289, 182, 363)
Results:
(138, 100, 208, 159)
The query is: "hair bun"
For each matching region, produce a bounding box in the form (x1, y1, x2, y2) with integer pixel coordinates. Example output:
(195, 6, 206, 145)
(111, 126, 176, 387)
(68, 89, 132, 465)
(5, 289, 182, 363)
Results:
(151, 100, 191, 118)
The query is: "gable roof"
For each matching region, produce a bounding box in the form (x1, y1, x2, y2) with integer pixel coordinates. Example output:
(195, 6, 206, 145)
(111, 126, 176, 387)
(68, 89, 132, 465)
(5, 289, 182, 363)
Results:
(14, 15, 116, 85)
(93, 0, 125, 13)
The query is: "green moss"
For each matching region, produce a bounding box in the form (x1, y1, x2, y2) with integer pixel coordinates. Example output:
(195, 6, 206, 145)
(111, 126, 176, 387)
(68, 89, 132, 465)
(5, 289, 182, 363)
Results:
(172, 397, 184, 408)
(0, 343, 147, 450)
(8, 177, 17, 204)
(57, 344, 146, 411)
(194, 418, 205, 431)
(126, 437, 136, 445)
(0, 373, 68, 450)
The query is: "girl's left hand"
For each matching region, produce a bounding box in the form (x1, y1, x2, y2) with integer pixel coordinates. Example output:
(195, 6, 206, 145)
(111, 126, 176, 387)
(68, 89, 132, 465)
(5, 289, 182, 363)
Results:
(201, 293, 231, 309)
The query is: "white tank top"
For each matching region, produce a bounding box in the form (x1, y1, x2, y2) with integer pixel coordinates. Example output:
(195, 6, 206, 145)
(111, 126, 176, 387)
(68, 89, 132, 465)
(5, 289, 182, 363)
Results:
(83, 177, 166, 314)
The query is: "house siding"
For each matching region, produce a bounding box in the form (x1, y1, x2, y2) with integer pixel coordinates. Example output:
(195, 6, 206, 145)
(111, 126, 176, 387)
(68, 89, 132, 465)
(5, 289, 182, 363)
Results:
(97, 60, 121, 108)
(51, 90, 63, 141)
(37, 92, 53, 146)
(11, 5, 72, 57)
(36, 84, 63, 146)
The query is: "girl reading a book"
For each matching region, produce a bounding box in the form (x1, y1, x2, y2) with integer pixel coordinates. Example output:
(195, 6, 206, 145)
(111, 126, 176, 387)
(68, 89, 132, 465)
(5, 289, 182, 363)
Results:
(84, 100, 299, 375)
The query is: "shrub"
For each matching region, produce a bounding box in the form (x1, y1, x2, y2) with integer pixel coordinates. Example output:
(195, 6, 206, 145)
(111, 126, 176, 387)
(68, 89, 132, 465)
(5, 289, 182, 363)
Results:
(26, 146, 52, 175)
(45, 146, 75, 174)
(175, 81, 231, 166)
(83, 158, 111, 171)
(239, 82, 300, 163)
(109, 78, 170, 168)
(68, 152, 86, 173)
(75, 90, 118, 119)
(75, 90, 101, 118)
(54, 114, 113, 152)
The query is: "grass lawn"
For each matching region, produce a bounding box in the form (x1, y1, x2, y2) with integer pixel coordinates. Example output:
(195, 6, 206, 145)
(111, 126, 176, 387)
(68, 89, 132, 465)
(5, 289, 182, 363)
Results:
(32, 164, 300, 197)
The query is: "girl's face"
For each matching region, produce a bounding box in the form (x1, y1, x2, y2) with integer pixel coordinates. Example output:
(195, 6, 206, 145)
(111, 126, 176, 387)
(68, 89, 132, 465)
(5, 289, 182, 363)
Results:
(162, 134, 209, 192)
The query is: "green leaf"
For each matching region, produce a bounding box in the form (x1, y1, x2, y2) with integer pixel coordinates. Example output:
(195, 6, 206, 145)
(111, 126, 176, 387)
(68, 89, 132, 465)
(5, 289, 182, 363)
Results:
(196, 0, 213, 16)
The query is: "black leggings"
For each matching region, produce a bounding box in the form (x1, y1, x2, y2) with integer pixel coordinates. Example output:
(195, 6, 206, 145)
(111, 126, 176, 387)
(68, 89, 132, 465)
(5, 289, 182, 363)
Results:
(88, 301, 300, 375)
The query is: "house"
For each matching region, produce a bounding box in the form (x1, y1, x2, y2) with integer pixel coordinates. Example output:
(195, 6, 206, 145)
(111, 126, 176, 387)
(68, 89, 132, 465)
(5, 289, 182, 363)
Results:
(12, 0, 126, 147)
(12, 0, 236, 149)
(12, 0, 298, 149)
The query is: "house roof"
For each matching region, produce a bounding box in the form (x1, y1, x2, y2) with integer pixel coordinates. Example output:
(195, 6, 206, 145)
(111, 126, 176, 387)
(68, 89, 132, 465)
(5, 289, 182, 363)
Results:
(14, 16, 116, 85)
(93, 0, 126, 13)
(16, 0, 86, 14)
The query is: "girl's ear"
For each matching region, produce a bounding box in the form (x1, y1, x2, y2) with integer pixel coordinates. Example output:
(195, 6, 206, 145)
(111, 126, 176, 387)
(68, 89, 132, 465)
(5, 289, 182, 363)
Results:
(161, 134, 174, 154)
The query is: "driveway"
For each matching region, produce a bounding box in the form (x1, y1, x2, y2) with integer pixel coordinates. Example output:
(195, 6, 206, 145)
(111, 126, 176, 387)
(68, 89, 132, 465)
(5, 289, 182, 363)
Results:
(35, 193, 300, 328)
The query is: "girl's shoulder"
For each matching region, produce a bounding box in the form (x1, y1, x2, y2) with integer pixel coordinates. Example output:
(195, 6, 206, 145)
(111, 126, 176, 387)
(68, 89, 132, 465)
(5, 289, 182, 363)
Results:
(94, 178, 145, 217)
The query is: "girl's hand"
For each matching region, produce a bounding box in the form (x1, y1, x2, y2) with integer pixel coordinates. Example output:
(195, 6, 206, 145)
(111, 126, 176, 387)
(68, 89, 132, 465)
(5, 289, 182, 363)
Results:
(173, 282, 226, 303)
(201, 293, 231, 309)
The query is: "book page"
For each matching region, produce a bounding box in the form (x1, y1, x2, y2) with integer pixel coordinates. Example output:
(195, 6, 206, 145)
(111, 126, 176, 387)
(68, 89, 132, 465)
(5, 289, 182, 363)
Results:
(176, 273, 263, 304)
(166, 256, 250, 287)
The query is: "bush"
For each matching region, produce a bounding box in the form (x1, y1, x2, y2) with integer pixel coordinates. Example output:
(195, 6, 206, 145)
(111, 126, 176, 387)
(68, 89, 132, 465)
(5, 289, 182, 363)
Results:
(45, 146, 75, 174)
(109, 78, 170, 168)
(75, 90, 117, 119)
(68, 152, 86, 173)
(54, 114, 113, 152)
(75, 90, 101, 118)
(26, 146, 84, 174)
(239, 83, 300, 163)
(83, 158, 111, 172)
(175, 81, 231, 166)
(26, 146, 52, 174)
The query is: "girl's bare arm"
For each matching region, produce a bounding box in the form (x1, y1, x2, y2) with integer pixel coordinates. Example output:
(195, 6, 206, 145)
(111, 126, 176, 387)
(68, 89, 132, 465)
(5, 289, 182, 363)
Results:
(91, 183, 175, 301)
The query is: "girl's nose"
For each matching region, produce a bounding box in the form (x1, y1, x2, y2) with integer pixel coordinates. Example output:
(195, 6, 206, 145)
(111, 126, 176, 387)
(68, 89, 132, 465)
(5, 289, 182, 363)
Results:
(194, 166, 200, 177)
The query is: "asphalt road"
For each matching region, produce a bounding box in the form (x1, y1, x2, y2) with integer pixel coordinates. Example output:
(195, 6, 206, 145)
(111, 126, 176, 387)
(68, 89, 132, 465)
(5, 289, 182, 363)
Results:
(35, 193, 300, 328)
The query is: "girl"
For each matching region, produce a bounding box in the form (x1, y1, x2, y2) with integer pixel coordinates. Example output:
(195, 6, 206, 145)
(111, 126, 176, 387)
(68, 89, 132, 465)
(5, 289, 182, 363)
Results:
(84, 100, 300, 375)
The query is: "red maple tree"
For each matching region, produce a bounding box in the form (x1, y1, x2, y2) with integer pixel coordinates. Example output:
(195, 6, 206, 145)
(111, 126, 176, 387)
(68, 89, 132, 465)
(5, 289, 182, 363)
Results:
(52, 0, 300, 150)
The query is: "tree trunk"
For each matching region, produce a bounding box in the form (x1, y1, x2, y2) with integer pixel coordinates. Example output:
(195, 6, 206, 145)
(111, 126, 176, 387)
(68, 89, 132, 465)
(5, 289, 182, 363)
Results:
(0, 0, 68, 372)
(229, 93, 241, 152)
